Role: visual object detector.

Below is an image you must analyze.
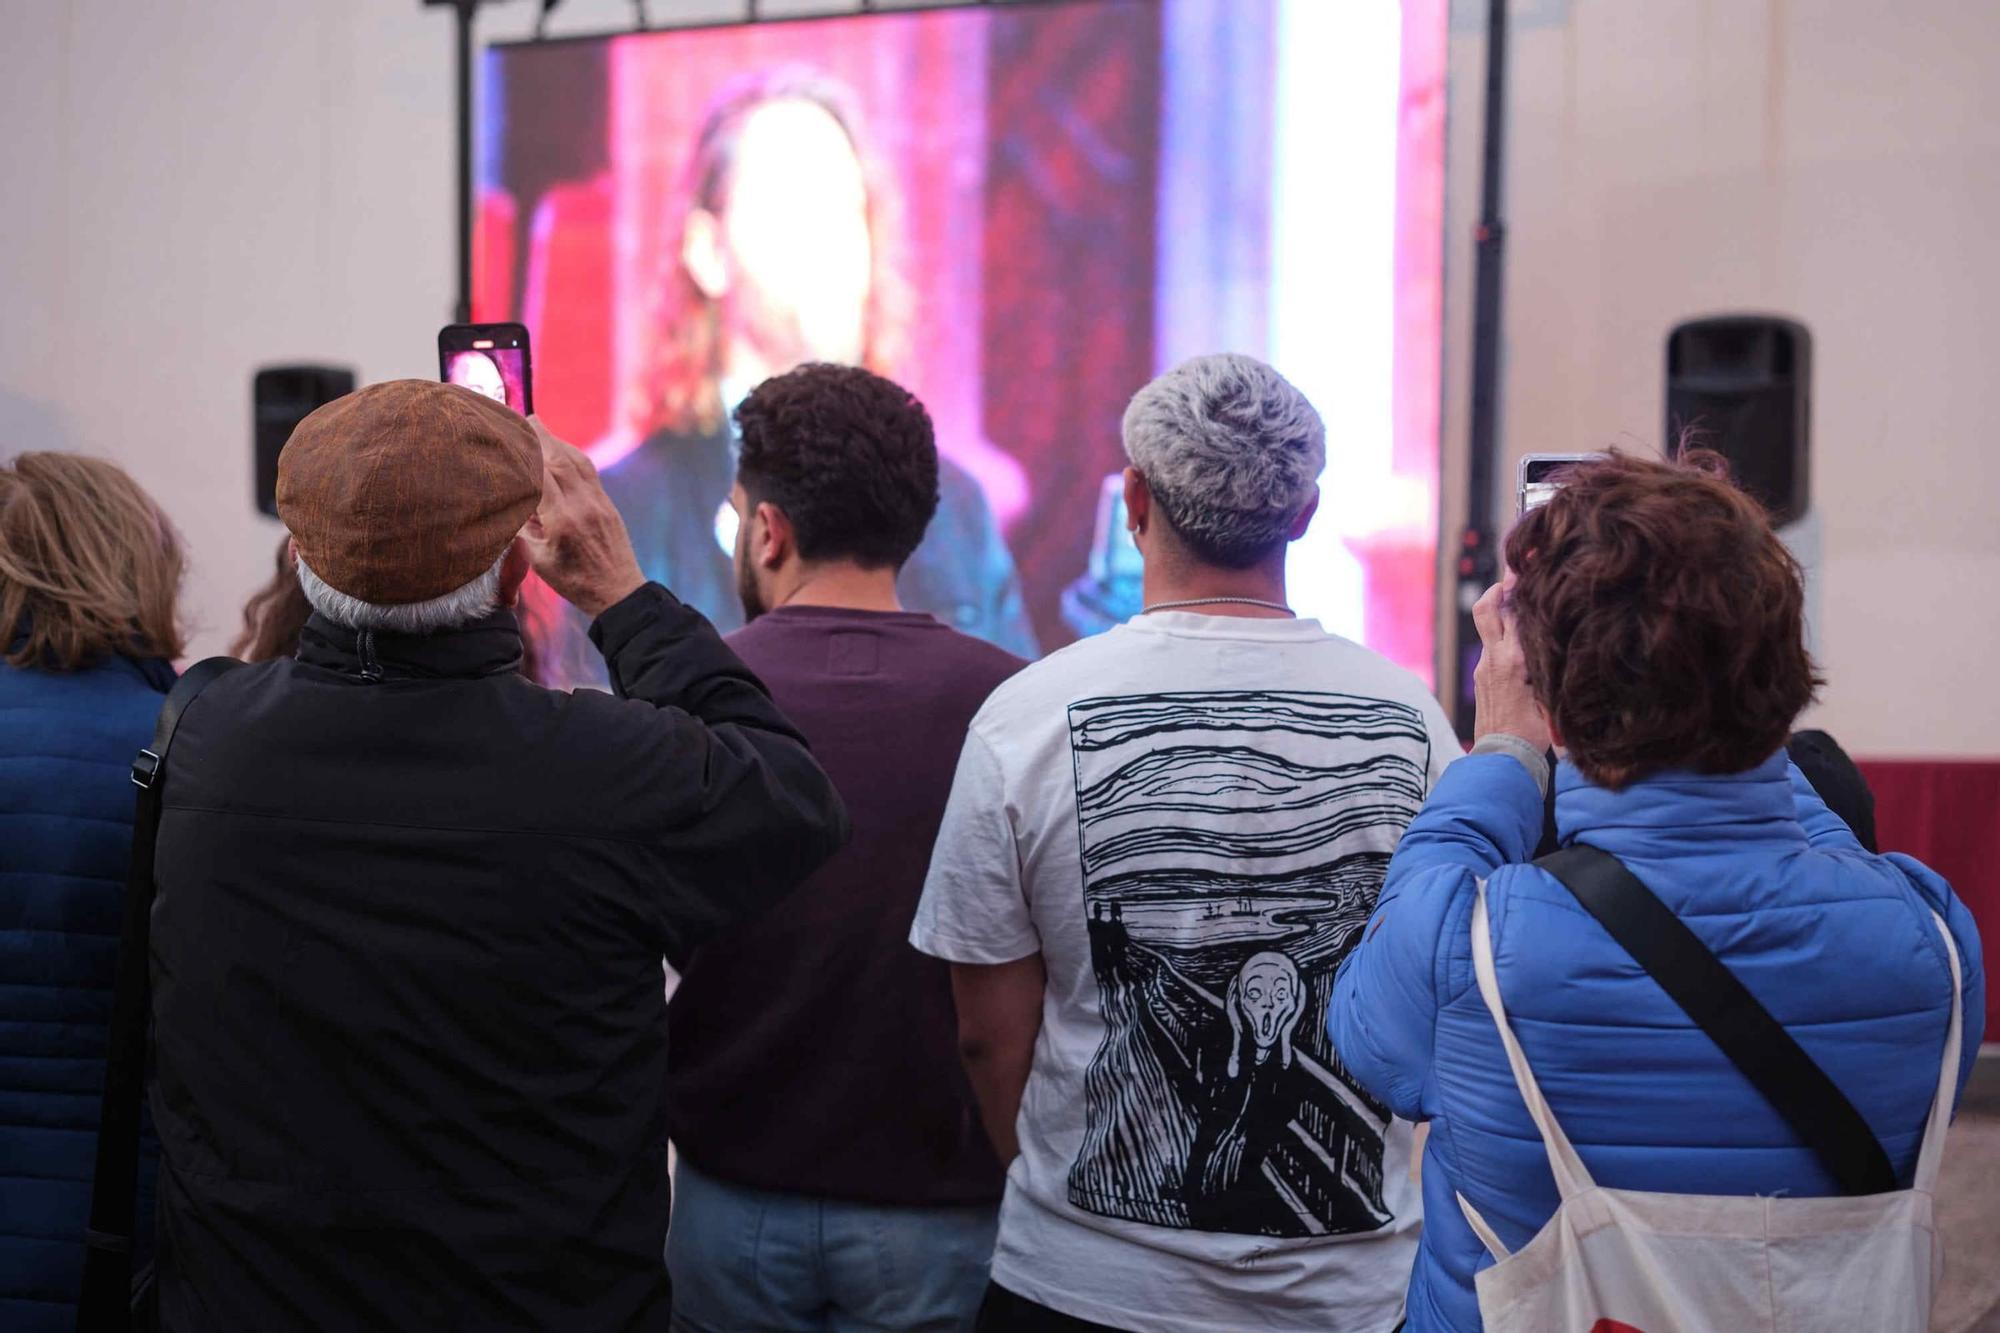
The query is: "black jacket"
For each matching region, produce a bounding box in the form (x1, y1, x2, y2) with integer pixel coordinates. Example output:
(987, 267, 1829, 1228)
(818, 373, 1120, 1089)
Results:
(148, 585, 847, 1331)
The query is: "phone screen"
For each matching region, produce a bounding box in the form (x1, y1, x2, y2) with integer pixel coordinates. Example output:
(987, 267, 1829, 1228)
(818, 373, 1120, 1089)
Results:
(1517, 453, 1603, 516)
(1520, 461, 1569, 515)
(439, 324, 533, 416)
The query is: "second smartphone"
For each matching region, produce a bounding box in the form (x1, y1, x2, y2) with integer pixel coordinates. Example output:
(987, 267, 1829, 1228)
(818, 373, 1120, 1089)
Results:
(439, 322, 534, 417)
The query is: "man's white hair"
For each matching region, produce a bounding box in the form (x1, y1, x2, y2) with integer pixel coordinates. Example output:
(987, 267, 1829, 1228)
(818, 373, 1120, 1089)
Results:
(1121, 353, 1326, 568)
(296, 552, 507, 635)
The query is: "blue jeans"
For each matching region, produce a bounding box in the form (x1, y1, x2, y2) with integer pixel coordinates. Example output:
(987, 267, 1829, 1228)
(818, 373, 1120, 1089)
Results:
(667, 1160, 998, 1333)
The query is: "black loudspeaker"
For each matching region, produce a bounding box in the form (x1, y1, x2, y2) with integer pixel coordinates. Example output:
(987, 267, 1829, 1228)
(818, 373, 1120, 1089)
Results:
(1665, 316, 1810, 526)
(253, 365, 355, 517)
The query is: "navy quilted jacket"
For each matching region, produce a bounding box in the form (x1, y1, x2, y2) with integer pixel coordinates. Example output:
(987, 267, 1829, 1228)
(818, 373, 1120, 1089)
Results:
(0, 651, 171, 1331)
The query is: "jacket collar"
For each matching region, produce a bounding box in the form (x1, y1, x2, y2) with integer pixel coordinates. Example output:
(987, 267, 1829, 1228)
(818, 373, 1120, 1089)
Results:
(125, 654, 178, 692)
(296, 609, 525, 682)
(1554, 749, 1802, 858)
(9, 617, 175, 690)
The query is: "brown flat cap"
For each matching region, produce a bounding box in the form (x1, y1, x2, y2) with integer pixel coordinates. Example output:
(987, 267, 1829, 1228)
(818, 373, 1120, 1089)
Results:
(277, 379, 542, 605)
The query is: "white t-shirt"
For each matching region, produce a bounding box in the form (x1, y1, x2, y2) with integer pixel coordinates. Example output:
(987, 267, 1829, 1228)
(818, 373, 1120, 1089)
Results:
(912, 612, 1459, 1332)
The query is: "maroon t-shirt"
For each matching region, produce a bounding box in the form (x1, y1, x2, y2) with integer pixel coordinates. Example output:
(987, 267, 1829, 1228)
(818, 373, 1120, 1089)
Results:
(664, 605, 1027, 1205)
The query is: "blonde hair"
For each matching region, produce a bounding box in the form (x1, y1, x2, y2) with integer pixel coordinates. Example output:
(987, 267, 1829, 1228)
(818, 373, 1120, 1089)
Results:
(0, 452, 186, 670)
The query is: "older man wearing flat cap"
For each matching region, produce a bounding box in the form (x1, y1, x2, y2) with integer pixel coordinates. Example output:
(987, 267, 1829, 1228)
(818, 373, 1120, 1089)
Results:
(147, 380, 847, 1331)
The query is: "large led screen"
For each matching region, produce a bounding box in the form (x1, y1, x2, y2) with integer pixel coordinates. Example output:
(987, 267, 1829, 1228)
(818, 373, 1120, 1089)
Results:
(477, 0, 1446, 681)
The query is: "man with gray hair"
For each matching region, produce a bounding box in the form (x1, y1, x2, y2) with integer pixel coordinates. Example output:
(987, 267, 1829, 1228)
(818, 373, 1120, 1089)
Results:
(148, 380, 847, 1330)
(913, 354, 1459, 1331)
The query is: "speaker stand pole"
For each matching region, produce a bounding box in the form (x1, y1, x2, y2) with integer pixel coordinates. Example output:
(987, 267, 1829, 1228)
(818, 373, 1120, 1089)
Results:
(425, 0, 488, 325)
(1450, 0, 1511, 740)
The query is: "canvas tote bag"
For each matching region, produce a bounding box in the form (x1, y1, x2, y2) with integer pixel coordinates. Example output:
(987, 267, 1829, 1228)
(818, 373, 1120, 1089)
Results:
(1457, 884, 1962, 1333)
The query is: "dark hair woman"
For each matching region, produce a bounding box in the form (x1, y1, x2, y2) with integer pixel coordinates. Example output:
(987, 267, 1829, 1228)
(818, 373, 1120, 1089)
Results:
(1329, 450, 1983, 1331)
(230, 537, 313, 662)
(0, 452, 183, 1331)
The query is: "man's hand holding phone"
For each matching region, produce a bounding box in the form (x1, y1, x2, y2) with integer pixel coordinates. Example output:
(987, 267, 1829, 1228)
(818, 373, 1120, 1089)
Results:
(522, 418, 647, 620)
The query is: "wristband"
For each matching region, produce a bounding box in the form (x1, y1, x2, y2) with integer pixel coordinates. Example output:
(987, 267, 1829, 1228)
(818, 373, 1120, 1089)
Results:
(1470, 733, 1551, 797)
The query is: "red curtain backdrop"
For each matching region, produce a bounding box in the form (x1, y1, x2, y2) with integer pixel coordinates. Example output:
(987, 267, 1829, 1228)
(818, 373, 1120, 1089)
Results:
(1858, 760, 2000, 1037)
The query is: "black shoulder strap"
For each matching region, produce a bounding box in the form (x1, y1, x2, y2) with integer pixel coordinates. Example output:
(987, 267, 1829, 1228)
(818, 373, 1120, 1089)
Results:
(1534, 843, 1897, 1196)
(77, 656, 242, 1331)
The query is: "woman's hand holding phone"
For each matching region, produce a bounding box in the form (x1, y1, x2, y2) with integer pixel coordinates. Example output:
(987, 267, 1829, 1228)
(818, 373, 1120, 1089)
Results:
(1471, 581, 1554, 755)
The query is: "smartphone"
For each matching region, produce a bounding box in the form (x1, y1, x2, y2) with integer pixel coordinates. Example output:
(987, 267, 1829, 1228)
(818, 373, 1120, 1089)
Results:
(438, 323, 533, 416)
(1517, 452, 1603, 516)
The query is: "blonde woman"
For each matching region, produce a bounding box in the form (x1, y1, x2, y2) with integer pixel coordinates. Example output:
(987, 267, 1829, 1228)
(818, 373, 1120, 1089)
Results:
(0, 452, 183, 1332)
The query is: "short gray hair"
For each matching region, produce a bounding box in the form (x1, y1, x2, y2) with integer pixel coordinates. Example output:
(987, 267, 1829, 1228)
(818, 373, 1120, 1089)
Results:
(295, 552, 506, 635)
(1122, 353, 1326, 568)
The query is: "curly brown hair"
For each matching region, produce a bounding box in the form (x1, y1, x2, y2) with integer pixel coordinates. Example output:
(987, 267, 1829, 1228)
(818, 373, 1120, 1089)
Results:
(734, 362, 938, 569)
(1503, 448, 1820, 789)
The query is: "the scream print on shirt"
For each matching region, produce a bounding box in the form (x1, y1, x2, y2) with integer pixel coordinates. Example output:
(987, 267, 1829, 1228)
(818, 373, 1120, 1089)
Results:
(1065, 690, 1433, 1238)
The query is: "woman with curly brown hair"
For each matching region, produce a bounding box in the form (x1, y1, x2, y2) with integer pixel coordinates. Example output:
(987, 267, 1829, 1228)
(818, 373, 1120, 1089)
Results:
(1329, 450, 1983, 1332)
(0, 452, 184, 1331)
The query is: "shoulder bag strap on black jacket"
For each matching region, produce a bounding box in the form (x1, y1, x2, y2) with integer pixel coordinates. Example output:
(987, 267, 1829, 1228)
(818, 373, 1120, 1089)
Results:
(77, 657, 242, 1333)
(1533, 843, 1898, 1196)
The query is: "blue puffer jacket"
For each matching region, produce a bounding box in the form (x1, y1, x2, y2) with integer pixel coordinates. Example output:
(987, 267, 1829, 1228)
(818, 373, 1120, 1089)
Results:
(0, 652, 171, 1332)
(1330, 750, 1985, 1333)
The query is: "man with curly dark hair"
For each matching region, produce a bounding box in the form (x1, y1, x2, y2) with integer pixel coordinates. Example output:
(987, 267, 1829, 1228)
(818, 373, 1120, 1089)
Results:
(727, 363, 945, 617)
(662, 362, 1027, 1332)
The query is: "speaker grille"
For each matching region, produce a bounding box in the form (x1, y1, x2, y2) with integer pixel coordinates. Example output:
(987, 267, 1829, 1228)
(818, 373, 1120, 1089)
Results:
(252, 366, 355, 518)
(1666, 317, 1810, 526)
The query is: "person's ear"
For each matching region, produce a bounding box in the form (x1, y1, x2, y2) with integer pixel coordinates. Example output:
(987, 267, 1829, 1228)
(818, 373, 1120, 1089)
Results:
(497, 536, 532, 607)
(682, 209, 730, 301)
(1288, 484, 1320, 541)
(1122, 466, 1151, 539)
(754, 501, 794, 571)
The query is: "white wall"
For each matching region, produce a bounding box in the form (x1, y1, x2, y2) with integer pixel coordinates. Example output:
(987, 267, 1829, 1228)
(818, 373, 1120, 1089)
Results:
(1438, 0, 2000, 756)
(5, 0, 1996, 755)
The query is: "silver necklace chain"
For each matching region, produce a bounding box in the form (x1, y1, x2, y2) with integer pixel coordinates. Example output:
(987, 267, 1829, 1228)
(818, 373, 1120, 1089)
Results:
(1140, 596, 1296, 616)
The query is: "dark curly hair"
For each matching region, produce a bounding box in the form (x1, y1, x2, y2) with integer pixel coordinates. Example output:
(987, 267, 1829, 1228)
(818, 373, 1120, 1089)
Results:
(733, 363, 939, 569)
(1504, 448, 1821, 790)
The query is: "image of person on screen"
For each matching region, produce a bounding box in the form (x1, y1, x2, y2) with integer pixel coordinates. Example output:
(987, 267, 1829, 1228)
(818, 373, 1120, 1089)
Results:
(603, 65, 1036, 658)
(447, 350, 508, 405)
